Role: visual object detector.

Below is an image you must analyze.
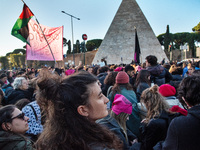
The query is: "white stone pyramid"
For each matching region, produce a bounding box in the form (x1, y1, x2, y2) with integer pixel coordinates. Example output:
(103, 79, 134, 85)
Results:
(92, 0, 168, 65)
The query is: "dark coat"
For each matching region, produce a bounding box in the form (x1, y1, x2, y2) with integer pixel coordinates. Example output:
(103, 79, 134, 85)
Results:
(97, 72, 108, 89)
(136, 82, 150, 102)
(162, 105, 200, 150)
(6, 89, 33, 105)
(0, 131, 34, 150)
(140, 111, 175, 150)
(146, 65, 172, 86)
(97, 115, 137, 150)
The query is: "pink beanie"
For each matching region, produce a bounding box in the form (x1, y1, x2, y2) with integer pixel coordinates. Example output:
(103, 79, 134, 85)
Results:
(159, 84, 176, 97)
(112, 94, 132, 115)
(65, 69, 75, 76)
(115, 71, 129, 84)
(114, 67, 123, 72)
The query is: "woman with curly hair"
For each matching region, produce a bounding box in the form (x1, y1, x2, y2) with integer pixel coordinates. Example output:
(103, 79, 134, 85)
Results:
(35, 70, 123, 150)
(139, 85, 176, 150)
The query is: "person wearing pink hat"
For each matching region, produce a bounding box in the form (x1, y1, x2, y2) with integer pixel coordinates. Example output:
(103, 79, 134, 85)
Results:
(97, 94, 138, 150)
(108, 71, 141, 137)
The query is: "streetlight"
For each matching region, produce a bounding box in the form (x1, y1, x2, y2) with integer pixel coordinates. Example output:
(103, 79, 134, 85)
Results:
(61, 11, 80, 65)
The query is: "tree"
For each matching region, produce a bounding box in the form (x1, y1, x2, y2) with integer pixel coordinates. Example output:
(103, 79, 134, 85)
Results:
(0, 56, 9, 69)
(67, 40, 71, 54)
(164, 25, 171, 50)
(13, 49, 26, 55)
(86, 39, 102, 51)
(63, 37, 68, 47)
(172, 32, 189, 49)
(76, 40, 80, 53)
(192, 22, 200, 32)
(157, 33, 165, 46)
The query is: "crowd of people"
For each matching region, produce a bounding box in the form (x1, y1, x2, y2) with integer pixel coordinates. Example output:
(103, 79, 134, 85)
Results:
(0, 55, 200, 150)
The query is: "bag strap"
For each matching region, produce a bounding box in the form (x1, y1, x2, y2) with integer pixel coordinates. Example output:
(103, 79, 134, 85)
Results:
(27, 105, 38, 121)
(107, 86, 113, 97)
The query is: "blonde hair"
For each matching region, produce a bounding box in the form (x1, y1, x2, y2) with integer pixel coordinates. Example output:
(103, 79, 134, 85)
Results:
(110, 111, 129, 142)
(140, 85, 170, 123)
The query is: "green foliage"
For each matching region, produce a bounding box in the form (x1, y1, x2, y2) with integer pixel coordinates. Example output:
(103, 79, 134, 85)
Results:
(9, 53, 25, 68)
(0, 56, 9, 69)
(63, 37, 68, 47)
(75, 40, 80, 53)
(157, 31, 200, 57)
(192, 22, 200, 32)
(67, 40, 71, 54)
(86, 39, 102, 51)
(157, 33, 165, 46)
(12, 49, 26, 55)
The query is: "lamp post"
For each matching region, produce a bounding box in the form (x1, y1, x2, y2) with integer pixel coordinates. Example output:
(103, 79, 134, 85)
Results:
(61, 11, 80, 65)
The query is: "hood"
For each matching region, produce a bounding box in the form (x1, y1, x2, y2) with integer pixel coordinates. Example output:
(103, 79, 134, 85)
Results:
(188, 105, 200, 120)
(0, 131, 24, 148)
(97, 72, 107, 78)
(146, 65, 164, 76)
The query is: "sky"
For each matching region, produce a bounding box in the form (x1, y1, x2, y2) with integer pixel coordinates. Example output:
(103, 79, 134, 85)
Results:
(0, 0, 200, 56)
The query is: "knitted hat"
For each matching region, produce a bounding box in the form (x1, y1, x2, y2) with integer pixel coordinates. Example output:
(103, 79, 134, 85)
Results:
(114, 67, 123, 72)
(115, 71, 129, 84)
(159, 84, 176, 97)
(112, 94, 132, 115)
(65, 69, 75, 76)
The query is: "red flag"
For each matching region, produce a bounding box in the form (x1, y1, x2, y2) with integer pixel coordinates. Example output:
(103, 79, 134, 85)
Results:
(11, 4, 34, 45)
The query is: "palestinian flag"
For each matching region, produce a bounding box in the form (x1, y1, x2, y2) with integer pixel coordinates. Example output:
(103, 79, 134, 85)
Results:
(11, 4, 34, 45)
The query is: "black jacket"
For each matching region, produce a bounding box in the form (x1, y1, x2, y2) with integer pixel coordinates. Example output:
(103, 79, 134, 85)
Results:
(162, 105, 200, 150)
(140, 111, 175, 150)
(6, 89, 33, 104)
(146, 65, 172, 86)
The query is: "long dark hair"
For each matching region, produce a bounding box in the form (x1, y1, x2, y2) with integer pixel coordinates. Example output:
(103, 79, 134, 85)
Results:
(36, 69, 122, 150)
(0, 105, 15, 131)
(135, 70, 150, 87)
(0, 105, 30, 150)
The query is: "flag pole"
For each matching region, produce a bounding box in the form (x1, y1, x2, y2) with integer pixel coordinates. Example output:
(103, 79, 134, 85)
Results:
(20, 0, 57, 67)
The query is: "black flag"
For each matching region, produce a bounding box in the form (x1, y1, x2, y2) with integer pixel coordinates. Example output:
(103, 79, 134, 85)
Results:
(134, 29, 141, 63)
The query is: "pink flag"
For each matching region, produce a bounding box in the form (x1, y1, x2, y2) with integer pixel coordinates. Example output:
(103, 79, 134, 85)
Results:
(26, 19, 63, 61)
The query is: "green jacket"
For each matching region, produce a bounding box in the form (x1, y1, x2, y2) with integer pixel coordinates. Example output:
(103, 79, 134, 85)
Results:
(0, 131, 35, 150)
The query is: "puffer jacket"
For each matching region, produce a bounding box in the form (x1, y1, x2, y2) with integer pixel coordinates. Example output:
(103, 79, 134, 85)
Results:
(0, 131, 34, 150)
(146, 65, 167, 86)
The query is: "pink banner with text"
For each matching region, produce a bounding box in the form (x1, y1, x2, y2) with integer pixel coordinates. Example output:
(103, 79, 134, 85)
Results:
(26, 19, 63, 61)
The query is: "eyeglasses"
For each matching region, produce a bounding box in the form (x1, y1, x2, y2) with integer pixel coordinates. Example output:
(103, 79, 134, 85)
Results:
(9, 112, 25, 121)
